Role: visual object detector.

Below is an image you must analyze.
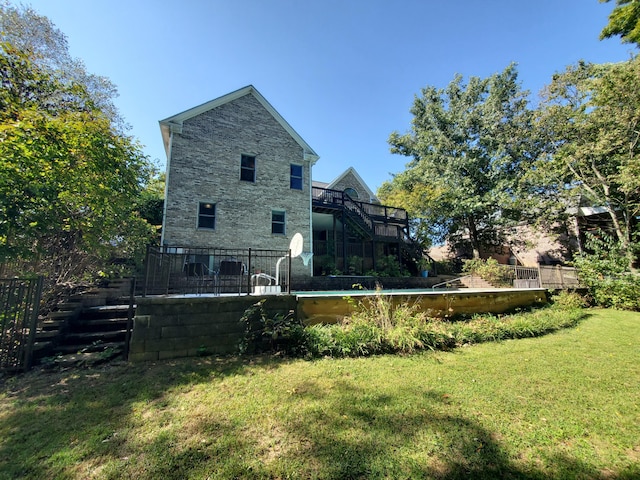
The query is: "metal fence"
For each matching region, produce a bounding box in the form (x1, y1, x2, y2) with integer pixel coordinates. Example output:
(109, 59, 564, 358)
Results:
(142, 246, 292, 296)
(538, 265, 582, 289)
(498, 265, 582, 289)
(433, 265, 583, 290)
(0, 277, 44, 372)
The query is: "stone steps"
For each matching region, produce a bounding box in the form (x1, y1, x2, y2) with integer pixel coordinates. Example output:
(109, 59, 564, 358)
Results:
(33, 279, 134, 368)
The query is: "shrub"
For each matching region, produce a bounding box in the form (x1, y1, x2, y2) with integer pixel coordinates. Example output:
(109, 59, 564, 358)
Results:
(572, 234, 640, 311)
(462, 258, 512, 287)
(550, 290, 587, 310)
(239, 300, 308, 356)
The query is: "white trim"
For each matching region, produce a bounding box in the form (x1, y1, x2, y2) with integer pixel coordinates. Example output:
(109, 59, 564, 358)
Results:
(160, 129, 173, 246)
(159, 85, 320, 164)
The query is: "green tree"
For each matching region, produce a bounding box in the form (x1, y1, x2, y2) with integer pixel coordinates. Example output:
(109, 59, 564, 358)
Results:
(0, 41, 153, 283)
(0, 3, 124, 129)
(600, 0, 640, 47)
(381, 64, 537, 258)
(528, 58, 640, 269)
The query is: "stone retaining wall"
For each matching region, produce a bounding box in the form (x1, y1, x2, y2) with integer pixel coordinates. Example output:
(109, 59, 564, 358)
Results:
(129, 295, 296, 362)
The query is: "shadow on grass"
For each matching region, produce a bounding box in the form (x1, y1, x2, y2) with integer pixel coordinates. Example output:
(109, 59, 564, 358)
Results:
(276, 379, 610, 480)
(0, 312, 628, 480)
(0, 355, 282, 479)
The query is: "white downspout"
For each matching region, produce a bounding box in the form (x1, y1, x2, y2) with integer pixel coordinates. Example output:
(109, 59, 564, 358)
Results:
(160, 129, 173, 247)
(308, 158, 314, 276)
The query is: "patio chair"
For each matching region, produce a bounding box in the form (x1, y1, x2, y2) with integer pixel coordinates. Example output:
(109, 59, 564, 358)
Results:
(218, 259, 246, 294)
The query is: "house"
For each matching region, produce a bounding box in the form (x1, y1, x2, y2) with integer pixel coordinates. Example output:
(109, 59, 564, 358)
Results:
(159, 86, 420, 280)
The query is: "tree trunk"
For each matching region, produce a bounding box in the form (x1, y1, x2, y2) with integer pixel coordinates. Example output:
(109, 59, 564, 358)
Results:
(467, 216, 482, 259)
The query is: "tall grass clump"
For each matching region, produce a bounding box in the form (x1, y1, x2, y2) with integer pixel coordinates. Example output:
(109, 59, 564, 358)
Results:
(305, 290, 587, 358)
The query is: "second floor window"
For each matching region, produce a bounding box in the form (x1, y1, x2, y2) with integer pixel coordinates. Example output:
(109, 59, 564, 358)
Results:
(290, 164, 303, 190)
(240, 155, 256, 182)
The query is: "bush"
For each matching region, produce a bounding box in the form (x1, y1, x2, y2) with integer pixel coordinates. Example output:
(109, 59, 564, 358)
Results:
(572, 234, 640, 311)
(462, 258, 512, 287)
(239, 300, 308, 356)
(550, 290, 587, 310)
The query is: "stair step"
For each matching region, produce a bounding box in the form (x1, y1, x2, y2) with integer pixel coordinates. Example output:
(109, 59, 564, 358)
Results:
(70, 318, 129, 332)
(35, 330, 60, 339)
(40, 319, 66, 329)
(47, 346, 124, 368)
(78, 305, 131, 321)
(53, 340, 125, 355)
(61, 329, 128, 344)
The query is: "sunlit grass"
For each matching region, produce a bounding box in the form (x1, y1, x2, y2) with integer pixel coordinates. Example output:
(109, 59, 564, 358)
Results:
(0, 309, 638, 479)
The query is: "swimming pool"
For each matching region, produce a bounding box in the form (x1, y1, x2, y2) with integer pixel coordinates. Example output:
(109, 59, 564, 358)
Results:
(294, 287, 547, 323)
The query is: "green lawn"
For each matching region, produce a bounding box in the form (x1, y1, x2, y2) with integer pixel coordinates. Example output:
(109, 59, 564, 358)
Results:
(0, 309, 638, 479)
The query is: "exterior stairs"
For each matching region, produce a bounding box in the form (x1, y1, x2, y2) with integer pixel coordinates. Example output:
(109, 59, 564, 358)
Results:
(458, 275, 495, 289)
(34, 279, 134, 368)
(432, 275, 496, 289)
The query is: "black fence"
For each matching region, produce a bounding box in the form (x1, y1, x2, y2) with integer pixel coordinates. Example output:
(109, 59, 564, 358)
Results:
(142, 246, 292, 296)
(0, 277, 44, 372)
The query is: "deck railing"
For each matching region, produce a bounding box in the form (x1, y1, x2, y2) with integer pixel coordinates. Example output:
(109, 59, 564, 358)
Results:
(312, 186, 410, 240)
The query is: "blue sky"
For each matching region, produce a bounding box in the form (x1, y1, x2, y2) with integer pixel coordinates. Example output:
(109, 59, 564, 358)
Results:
(18, 0, 635, 192)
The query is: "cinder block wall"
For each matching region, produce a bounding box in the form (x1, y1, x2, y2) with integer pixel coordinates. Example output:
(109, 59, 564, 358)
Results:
(129, 295, 297, 362)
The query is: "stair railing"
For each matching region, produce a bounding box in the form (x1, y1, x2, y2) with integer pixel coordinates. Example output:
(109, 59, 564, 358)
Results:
(431, 275, 473, 289)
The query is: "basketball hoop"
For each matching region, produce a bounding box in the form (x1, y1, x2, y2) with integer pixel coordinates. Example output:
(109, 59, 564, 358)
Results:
(300, 251, 313, 266)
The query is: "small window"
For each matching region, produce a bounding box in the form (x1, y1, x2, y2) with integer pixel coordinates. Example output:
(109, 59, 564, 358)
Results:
(240, 155, 256, 182)
(271, 210, 285, 235)
(290, 164, 303, 190)
(344, 187, 359, 199)
(198, 202, 216, 229)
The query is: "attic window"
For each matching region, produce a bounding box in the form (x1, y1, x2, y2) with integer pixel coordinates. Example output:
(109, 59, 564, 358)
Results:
(344, 187, 359, 199)
(240, 155, 256, 182)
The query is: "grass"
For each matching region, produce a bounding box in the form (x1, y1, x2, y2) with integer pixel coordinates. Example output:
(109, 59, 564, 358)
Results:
(0, 309, 639, 479)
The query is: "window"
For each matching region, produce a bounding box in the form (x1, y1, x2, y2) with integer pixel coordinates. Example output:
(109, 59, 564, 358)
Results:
(290, 164, 303, 190)
(240, 155, 256, 182)
(344, 187, 359, 199)
(271, 210, 285, 234)
(198, 202, 216, 229)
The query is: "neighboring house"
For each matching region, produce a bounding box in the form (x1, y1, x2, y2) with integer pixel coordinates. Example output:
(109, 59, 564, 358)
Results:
(159, 86, 419, 278)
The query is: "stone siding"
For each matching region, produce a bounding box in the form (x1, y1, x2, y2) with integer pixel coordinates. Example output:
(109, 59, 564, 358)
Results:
(163, 93, 312, 277)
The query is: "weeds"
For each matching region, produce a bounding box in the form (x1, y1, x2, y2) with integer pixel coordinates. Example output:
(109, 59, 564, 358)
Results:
(305, 291, 586, 358)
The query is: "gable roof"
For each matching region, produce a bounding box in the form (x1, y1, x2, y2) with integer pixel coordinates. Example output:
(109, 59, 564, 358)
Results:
(159, 85, 319, 164)
(326, 166, 378, 202)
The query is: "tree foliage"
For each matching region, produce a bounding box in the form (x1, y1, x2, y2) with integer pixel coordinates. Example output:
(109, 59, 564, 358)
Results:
(527, 58, 640, 268)
(0, 39, 152, 283)
(380, 64, 537, 258)
(600, 0, 640, 47)
(0, 3, 124, 129)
